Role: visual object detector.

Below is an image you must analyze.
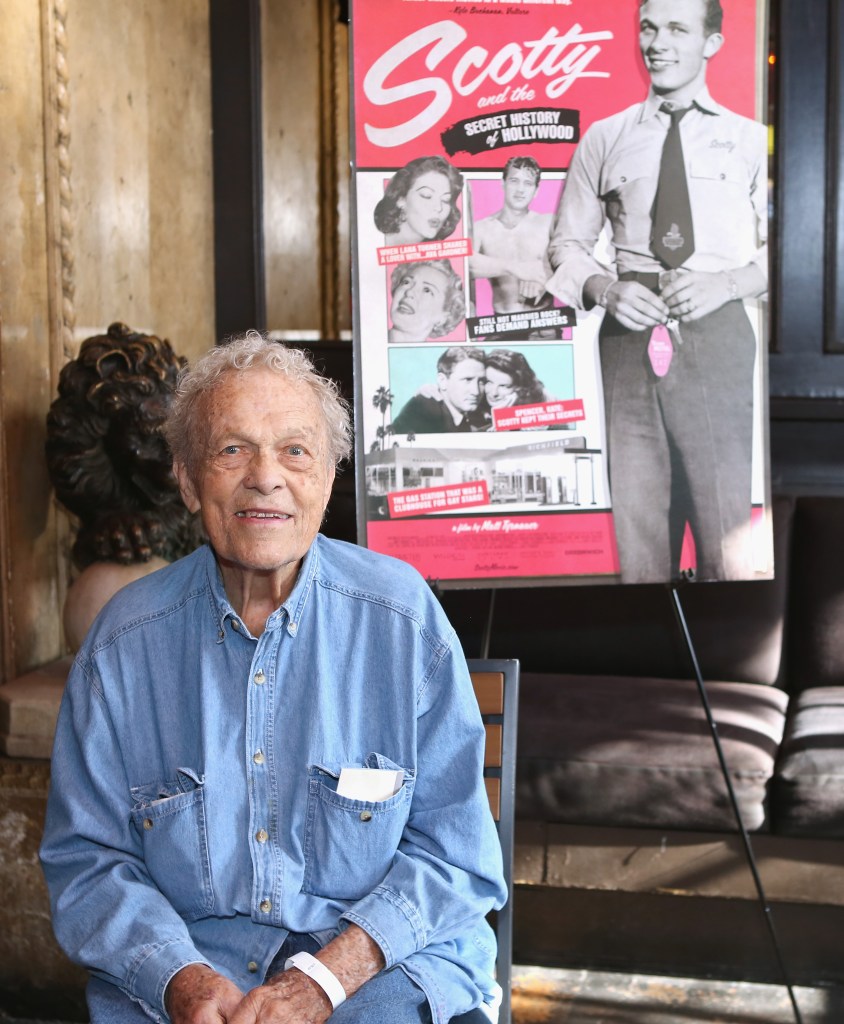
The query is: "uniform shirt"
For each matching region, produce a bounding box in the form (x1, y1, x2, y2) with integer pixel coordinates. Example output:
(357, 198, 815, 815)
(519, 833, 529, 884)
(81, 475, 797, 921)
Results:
(547, 87, 768, 308)
(40, 537, 505, 1023)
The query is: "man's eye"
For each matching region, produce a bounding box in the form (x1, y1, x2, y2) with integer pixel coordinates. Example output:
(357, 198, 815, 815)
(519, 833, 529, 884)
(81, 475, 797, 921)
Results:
(222, 445, 240, 455)
(288, 445, 305, 457)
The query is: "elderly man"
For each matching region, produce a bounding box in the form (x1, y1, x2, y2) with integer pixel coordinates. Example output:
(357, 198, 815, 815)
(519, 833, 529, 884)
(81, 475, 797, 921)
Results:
(392, 347, 487, 434)
(40, 334, 505, 1024)
(546, 0, 767, 583)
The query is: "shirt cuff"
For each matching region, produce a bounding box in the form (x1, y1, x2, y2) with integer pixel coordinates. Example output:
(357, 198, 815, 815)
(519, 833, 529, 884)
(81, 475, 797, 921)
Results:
(341, 885, 427, 968)
(546, 261, 606, 309)
(126, 941, 213, 1019)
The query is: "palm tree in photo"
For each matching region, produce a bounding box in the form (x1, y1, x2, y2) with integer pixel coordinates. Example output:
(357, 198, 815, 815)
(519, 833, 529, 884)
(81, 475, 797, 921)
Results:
(372, 386, 395, 443)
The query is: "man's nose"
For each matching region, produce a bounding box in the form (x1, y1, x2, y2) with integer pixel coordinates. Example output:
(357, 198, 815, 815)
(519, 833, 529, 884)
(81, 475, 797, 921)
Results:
(245, 450, 286, 492)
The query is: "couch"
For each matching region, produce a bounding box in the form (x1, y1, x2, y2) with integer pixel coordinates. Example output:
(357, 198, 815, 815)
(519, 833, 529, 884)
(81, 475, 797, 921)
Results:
(440, 495, 844, 985)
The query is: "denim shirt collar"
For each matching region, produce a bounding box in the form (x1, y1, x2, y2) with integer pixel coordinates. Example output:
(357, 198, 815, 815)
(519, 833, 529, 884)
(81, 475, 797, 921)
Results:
(203, 537, 321, 641)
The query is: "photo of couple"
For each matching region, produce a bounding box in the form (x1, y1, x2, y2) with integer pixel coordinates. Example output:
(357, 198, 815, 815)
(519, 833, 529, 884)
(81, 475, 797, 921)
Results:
(390, 345, 569, 435)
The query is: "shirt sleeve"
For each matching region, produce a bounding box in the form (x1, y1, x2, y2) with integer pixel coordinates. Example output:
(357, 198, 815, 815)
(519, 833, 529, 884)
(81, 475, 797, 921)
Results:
(340, 638, 507, 967)
(546, 122, 616, 308)
(39, 653, 211, 1021)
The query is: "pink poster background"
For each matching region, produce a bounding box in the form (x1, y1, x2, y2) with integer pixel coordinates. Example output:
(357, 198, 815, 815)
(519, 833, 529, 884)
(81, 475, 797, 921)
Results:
(352, 0, 759, 170)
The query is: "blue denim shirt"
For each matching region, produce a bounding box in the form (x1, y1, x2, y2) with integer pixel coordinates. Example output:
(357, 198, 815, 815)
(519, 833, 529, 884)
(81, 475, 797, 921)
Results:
(40, 537, 506, 1023)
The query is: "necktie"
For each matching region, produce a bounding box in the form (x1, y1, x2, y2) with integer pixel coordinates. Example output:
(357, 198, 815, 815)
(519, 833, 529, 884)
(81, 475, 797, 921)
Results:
(651, 105, 695, 269)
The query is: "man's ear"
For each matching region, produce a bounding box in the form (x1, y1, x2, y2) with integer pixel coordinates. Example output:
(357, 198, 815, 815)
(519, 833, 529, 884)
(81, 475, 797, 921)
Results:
(173, 461, 201, 514)
(703, 33, 724, 60)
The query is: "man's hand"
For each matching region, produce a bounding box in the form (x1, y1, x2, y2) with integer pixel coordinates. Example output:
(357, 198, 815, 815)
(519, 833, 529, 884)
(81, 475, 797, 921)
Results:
(602, 280, 670, 331)
(510, 260, 549, 303)
(659, 270, 733, 322)
(229, 968, 332, 1024)
(165, 964, 244, 1024)
(517, 278, 549, 305)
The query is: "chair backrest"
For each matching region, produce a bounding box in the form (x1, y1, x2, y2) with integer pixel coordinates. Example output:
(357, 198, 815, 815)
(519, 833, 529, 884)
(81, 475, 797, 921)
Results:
(467, 658, 519, 1024)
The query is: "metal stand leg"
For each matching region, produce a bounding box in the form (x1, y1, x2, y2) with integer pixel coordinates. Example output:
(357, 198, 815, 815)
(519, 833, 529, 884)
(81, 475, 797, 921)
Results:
(669, 584, 804, 1024)
(480, 588, 497, 659)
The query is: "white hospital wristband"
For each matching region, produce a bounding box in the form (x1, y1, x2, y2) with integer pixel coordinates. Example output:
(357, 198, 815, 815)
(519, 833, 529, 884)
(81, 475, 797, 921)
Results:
(284, 951, 347, 1010)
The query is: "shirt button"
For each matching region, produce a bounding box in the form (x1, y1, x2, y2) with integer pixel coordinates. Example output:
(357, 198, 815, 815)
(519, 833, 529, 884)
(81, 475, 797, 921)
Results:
(253, 750, 265, 765)
(259, 898, 272, 913)
(143, 818, 154, 831)
(254, 669, 266, 684)
(247, 961, 259, 973)
(232, 620, 240, 631)
(288, 622, 298, 636)
(255, 828, 269, 843)
(360, 810, 373, 822)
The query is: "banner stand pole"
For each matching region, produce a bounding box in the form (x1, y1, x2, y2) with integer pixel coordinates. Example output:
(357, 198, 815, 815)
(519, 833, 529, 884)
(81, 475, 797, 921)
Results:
(480, 588, 497, 660)
(668, 581, 804, 1024)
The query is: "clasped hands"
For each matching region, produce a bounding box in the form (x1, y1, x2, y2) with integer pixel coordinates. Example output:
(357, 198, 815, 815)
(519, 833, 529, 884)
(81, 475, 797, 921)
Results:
(601, 270, 734, 332)
(165, 962, 333, 1024)
(164, 923, 384, 1024)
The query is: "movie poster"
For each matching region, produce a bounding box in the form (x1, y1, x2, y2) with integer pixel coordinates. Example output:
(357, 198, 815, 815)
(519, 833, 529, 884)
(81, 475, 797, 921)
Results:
(350, 0, 772, 587)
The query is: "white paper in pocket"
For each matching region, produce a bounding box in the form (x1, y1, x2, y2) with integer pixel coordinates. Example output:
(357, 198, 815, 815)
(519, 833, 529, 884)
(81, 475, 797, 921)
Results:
(336, 768, 403, 803)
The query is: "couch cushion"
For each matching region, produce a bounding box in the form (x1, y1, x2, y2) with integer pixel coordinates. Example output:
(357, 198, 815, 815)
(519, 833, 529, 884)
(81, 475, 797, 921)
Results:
(517, 672, 789, 832)
(773, 686, 844, 836)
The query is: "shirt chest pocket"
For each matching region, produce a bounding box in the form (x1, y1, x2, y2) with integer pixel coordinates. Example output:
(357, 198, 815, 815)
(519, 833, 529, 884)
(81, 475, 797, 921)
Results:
(301, 755, 415, 901)
(130, 767, 214, 920)
(689, 151, 748, 189)
(600, 155, 657, 229)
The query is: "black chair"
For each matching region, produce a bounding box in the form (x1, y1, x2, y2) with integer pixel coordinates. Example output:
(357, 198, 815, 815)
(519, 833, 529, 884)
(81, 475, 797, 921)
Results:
(451, 658, 519, 1024)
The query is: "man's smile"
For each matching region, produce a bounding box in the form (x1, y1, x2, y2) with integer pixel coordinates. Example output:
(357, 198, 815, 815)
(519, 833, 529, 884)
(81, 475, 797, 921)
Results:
(235, 510, 291, 520)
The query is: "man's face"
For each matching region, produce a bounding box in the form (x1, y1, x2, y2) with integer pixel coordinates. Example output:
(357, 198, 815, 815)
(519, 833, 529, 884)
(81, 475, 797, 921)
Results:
(437, 358, 486, 414)
(503, 167, 539, 212)
(175, 367, 335, 589)
(639, 0, 723, 104)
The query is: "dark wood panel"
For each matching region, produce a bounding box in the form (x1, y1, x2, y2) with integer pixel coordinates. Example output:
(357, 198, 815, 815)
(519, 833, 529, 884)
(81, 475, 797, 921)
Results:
(770, 0, 844, 393)
(829, 0, 844, 352)
(513, 886, 844, 986)
(209, 0, 266, 340)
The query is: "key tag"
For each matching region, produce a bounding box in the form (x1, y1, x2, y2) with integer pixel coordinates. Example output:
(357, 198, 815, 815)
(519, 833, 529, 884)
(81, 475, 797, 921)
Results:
(648, 323, 673, 377)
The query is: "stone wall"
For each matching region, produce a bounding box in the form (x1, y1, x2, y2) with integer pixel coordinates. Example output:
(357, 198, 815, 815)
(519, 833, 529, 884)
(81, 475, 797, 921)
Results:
(0, 756, 86, 1018)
